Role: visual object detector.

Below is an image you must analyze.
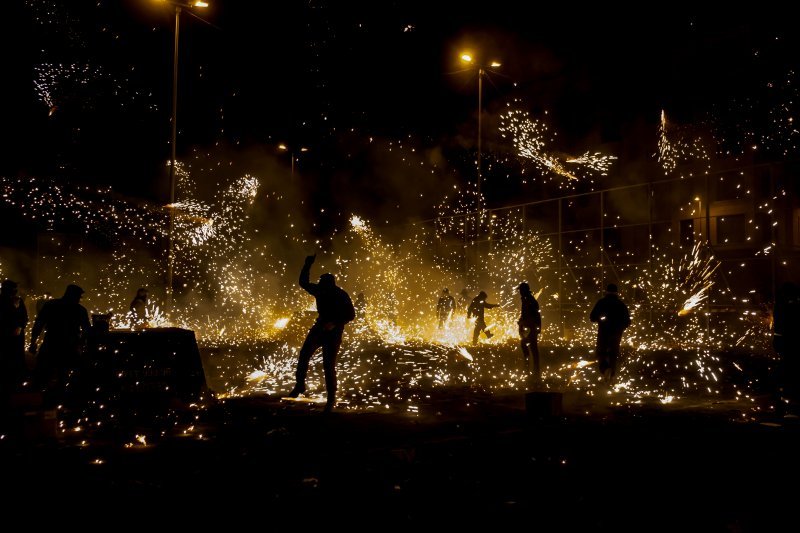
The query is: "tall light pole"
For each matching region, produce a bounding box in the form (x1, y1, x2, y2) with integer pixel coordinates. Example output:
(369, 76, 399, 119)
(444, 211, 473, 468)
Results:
(459, 53, 500, 285)
(277, 144, 309, 180)
(460, 53, 501, 197)
(159, 0, 208, 314)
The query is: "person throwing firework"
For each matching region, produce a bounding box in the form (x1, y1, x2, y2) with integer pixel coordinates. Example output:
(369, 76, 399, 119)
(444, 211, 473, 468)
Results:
(288, 254, 355, 413)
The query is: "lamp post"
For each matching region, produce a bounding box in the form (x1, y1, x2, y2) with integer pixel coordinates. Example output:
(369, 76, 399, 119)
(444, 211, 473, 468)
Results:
(277, 144, 309, 180)
(159, 0, 208, 314)
(460, 53, 501, 197)
(459, 53, 500, 285)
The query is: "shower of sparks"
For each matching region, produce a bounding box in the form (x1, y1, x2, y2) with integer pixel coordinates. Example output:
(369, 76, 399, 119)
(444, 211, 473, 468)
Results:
(500, 107, 617, 188)
(565, 152, 618, 175)
(457, 346, 473, 361)
(657, 110, 712, 174)
(500, 108, 577, 183)
(32, 63, 154, 116)
(626, 242, 723, 351)
(676, 243, 719, 317)
(0, 118, 775, 417)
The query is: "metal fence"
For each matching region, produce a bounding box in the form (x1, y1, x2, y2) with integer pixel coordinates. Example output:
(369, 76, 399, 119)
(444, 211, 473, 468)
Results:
(421, 164, 793, 339)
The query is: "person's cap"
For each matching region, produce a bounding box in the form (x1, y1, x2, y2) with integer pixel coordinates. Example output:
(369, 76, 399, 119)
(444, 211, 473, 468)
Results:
(478, 290, 487, 298)
(319, 273, 336, 285)
(518, 282, 531, 293)
(606, 283, 618, 294)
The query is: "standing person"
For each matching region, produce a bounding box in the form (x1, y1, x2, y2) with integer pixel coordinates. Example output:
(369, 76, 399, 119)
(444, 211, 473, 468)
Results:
(468, 291, 498, 344)
(436, 287, 455, 329)
(518, 282, 542, 377)
(589, 284, 631, 384)
(29, 284, 92, 404)
(129, 288, 149, 329)
(774, 282, 800, 409)
(289, 254, 355, 412)
(0, 280, 28, 391)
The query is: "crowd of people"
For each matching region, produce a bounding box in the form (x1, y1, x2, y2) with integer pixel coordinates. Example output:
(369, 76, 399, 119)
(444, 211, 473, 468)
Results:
(0, 282, 154, 411)
(0, 265, 797, 414)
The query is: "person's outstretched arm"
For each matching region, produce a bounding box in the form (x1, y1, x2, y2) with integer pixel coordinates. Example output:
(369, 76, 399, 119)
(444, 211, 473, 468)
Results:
(299, 254, 318, 295)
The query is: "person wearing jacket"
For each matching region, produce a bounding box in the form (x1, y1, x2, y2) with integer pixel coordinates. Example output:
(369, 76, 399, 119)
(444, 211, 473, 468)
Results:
(468, 291, 498, 345)
(288, 254, 355, 412)
(589, 283, 631, 384)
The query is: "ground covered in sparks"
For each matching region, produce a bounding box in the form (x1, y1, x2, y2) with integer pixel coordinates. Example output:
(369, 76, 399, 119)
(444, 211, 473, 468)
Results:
(1, 342, 796, 529)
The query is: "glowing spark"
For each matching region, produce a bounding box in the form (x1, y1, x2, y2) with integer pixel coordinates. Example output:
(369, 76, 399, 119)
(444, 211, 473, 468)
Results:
(457, 347, 474, 361)
(246, 370, 268, 383)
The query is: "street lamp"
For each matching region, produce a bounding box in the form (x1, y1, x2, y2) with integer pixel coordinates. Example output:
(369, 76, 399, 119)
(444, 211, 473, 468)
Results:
(460, 53, 502, 196)
(277, 144, 309, 180)
(157, 0, 208, 313)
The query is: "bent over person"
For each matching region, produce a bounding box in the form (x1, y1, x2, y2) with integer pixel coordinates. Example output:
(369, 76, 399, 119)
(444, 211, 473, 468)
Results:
(289, 254, 355, 412)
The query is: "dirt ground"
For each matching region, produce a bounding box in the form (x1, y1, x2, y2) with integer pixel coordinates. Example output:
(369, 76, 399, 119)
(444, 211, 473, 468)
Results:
(1, 341, 798, 530)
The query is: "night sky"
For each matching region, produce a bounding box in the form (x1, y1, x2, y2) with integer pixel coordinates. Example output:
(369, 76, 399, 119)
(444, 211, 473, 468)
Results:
(3, 1, 797, 220)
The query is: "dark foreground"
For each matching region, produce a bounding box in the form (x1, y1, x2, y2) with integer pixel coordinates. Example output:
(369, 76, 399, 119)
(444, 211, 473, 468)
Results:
(1, 387, 798, 531)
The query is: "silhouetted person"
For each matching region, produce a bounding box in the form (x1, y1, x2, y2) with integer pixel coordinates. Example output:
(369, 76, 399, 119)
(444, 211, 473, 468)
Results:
(774, 282, 800, 407)
(590, 284, 631, 384)
(436, 287, 455, 329)
(468, 291, 498, 344)
(289, 254, 355, 412)
(0, 280, 28, 392)
(518, 282, 542, 377)
(354, 292, 367, 321)
(129, 287, 149, 329)
(29, 284, 91, 404)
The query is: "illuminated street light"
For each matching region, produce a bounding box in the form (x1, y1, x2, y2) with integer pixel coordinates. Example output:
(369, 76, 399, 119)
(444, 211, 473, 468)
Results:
(155, 0, 208, 313)
(278, 144, 310, 180)
(460, 52, 502, 196)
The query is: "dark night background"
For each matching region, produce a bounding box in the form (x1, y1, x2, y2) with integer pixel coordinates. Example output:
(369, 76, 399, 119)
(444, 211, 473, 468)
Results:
(2, 2, 797, 222)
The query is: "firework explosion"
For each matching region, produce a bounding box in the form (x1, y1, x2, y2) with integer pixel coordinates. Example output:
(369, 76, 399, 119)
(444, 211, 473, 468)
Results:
(657, 110, 712, 174)
(500, 107, 617, 189)
(1, 78, 781, 416)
